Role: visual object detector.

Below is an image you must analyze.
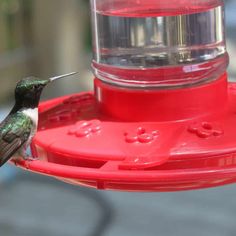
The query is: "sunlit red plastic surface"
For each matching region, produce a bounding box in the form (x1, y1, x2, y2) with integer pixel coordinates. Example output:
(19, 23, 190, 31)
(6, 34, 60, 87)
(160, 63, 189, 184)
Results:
(12, 73, 236, 191)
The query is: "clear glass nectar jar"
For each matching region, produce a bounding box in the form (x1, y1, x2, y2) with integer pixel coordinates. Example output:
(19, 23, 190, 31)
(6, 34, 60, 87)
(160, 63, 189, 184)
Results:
(90, 0, 228, 88)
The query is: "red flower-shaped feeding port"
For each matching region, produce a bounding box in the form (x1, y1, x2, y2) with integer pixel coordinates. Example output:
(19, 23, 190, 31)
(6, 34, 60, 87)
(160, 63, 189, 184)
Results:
(188, 122, 224, 139)
(124, 127, 159, 144)
(68, 120, 102, 138)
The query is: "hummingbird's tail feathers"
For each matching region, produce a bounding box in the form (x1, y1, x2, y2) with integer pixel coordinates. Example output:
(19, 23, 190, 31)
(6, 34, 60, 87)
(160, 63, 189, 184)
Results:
(49, 72, 78, 82)
(0, 138, 22, 167)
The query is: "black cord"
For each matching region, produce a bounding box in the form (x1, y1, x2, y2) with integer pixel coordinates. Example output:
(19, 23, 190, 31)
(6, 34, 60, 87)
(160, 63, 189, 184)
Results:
(6, 171, 114, 236)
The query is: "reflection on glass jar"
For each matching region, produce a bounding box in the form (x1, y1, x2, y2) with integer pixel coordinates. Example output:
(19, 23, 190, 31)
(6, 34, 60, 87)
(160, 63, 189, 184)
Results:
(90, 0, 228, 88)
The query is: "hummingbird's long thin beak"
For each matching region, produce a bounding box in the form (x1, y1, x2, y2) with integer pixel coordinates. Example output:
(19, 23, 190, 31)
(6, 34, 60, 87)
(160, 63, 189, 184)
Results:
(49, 72, 78, 82)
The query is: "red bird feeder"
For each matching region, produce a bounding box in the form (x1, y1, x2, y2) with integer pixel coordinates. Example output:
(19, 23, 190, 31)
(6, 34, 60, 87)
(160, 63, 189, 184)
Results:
(16, 0, 236, 192)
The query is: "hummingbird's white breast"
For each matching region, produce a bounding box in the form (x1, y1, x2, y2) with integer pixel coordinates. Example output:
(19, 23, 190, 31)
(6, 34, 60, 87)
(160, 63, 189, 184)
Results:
(13, 108, 39, 161)
(22, 108, 39, 127)
(22, 108, 38, 149)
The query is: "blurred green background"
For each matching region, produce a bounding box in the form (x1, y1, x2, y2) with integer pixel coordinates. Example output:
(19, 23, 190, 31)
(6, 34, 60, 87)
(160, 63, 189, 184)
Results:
(0, 0, 92, 106)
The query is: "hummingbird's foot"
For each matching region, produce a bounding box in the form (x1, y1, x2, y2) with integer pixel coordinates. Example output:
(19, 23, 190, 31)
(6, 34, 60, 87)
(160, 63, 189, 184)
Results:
(13, 159, 18, 166)
(23, 155, 39, 162)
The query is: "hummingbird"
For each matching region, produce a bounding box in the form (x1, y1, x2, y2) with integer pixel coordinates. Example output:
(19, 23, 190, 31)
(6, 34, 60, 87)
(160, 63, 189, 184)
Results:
(0, 72, 77, 167)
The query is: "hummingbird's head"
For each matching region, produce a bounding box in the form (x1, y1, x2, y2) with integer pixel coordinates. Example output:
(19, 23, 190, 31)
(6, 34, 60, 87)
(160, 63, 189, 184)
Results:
(15, 77, 50, 109)
(13, 72, 77, 110)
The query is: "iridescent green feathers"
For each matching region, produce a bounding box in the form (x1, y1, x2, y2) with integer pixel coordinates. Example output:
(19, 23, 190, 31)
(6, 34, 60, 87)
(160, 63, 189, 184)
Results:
(13, 77, 50, 111)
(16, 77, 49, 92)
(15, 77, 49, 99)
(0, 112, 32, 166)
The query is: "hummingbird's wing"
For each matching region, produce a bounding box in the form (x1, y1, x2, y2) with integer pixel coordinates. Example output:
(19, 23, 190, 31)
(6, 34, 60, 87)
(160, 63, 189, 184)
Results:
(0, 112, 32, 166)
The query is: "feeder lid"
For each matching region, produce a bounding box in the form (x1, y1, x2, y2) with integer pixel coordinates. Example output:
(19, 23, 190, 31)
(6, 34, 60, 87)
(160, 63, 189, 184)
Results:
(13, 75, 236, 192)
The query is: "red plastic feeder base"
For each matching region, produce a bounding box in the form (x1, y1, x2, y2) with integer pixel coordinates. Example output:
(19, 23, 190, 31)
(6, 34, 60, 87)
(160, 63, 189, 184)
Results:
(13, 74, 236, 191)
